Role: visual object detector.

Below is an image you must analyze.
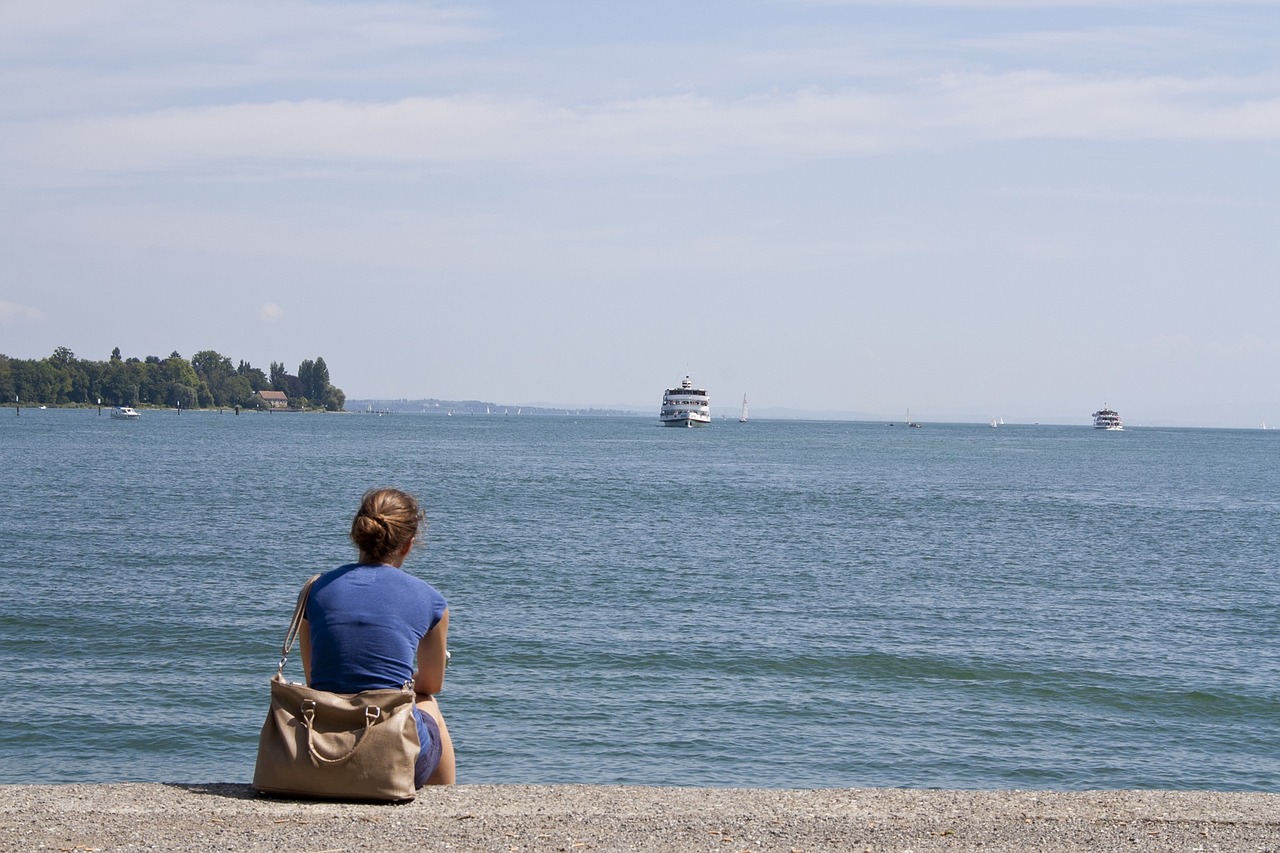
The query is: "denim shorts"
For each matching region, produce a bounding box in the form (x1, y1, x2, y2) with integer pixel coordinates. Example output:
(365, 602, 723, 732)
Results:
(413, 706, 443, 787)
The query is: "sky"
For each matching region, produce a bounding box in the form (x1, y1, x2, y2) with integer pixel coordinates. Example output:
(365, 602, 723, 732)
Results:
(1, 1, 1277, 426)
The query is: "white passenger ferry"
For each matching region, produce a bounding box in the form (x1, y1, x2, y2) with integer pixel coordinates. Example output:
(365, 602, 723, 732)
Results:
(1092, 406, 1123, 430)
(659, 376, 711, 427)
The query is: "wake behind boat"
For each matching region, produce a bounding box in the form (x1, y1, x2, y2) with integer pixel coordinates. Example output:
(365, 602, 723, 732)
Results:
(659, 376, 710, 427)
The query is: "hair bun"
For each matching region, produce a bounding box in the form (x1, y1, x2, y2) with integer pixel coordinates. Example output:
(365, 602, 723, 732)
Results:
(349, 488, 424, 564)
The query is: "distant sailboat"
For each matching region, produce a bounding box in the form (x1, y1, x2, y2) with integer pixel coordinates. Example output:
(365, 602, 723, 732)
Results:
(990, 416, 998, 428)
(906, 409, 921, 428)
(739, 394, 749, 423)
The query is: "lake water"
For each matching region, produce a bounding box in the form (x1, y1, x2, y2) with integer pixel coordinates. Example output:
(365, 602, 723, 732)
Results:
(1, 408, 1276, 791)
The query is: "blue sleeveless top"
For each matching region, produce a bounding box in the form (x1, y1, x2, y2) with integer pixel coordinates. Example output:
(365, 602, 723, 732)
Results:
(305, 563, 448, 693)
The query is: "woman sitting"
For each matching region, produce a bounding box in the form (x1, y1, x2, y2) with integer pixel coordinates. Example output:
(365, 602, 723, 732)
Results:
(299, 487, 455, 786)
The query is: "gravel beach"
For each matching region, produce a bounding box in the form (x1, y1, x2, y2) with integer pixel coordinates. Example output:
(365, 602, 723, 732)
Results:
(2, 784, 1277, 852)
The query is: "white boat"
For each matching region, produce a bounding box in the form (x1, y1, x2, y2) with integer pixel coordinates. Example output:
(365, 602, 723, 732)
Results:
(990, 416, 998, 428)
(659, 376, 711, 427)
(739, 394, 749, 423)
(1092, 406, 1123, 430)
(906, 409, 921, 428)
(110, 406, 141, 420)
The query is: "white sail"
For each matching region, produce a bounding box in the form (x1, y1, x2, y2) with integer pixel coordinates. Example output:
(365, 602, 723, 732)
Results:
(739, 394, 748, 423)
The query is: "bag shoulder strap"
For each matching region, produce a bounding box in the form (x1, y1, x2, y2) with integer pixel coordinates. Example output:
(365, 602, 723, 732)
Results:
(277, 573, 322, 675)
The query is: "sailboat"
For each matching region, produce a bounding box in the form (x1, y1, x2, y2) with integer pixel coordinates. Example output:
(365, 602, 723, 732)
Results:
(739, 394, 749, 423)
(906, 409, 921, 428)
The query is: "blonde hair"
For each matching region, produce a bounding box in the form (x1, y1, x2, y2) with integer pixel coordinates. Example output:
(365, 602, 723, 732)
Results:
(350, 488, 425, 564)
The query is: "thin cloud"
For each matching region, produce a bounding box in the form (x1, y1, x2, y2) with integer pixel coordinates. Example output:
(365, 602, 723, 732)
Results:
(783, 0, 1276, 7)
(0, 1, 495, 59)
(0, 300, 45, 325)
(0, 2, 500, 118)
(935, 71, 1280, 141)
(5, 71, 1279, 184)
(260, 302, 282, 322)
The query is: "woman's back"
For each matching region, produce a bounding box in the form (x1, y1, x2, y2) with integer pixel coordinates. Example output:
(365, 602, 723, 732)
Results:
(306, 563, 447, 693)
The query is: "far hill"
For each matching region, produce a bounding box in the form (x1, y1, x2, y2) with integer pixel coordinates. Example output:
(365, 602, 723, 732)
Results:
(346, 399, 641, 417)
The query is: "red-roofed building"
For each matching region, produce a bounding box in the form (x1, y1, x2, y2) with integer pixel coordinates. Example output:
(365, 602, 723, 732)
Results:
(257, 390, 288, 409)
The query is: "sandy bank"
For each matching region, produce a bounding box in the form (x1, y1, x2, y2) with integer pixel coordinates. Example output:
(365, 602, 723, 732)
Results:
(1, 784, 1276, 852)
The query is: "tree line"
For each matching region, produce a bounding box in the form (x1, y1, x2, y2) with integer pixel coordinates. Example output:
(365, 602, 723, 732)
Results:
(0, 347, 345, 411)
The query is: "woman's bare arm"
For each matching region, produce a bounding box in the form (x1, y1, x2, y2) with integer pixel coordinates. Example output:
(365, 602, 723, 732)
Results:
(299, 617, 312, 684)
(415, 609, 449, 696)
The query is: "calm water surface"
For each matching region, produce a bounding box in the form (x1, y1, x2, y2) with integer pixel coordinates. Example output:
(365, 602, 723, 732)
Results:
(1, 409, 1276, 790)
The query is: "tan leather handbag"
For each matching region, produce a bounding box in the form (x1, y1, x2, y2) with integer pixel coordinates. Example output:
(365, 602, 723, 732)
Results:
(252, 575, 421, 802)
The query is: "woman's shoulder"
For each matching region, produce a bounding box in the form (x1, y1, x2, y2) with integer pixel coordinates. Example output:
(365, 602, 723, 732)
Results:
(380, 570, 446, 628)
(313, 562, 361, 586)
(364, 565, 443, 600)
(400, 569, 446, 600)
(313, 564, 444, 605)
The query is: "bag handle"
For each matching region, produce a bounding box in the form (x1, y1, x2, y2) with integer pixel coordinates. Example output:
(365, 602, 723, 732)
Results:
(301, 701, 384, 764)
(277, 573, 322, 676)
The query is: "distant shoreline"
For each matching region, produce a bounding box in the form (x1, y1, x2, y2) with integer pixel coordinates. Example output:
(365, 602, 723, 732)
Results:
(15, 402, 1275, 429)
(12, 407, 331, 417)
(346, 398, 642, 417)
